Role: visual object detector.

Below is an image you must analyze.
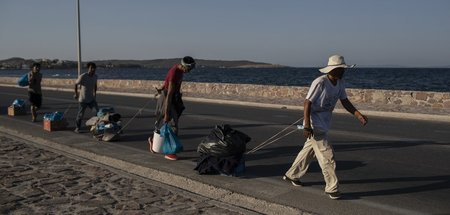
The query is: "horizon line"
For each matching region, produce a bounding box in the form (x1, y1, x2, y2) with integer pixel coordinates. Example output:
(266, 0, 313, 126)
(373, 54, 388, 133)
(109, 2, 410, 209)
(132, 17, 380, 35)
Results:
(1, 57, 449, 69)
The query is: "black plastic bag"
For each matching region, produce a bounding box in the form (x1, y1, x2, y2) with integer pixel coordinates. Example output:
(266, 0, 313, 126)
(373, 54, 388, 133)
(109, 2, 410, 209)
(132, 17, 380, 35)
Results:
(197, 124, 251, 157)
(194, 153, 244, 176)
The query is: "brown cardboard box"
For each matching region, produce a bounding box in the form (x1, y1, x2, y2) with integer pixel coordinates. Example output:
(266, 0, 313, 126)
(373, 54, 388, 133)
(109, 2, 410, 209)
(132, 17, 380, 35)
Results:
(8, 106, 26, 116)
(43, 118, 68, 132)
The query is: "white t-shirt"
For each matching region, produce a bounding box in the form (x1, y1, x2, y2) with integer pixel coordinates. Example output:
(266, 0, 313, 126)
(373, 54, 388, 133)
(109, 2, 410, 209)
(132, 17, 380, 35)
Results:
(305, 75, 347, 133)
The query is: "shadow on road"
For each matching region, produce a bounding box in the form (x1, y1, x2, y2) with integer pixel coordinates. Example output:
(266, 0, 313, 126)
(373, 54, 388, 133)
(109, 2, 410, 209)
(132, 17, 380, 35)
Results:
(333, 140, 450, 151)
(180, 123, 281, 131)
(337, 175, 450, 200)
(245, 160, 366, 179)
(0, 106, 8, 115)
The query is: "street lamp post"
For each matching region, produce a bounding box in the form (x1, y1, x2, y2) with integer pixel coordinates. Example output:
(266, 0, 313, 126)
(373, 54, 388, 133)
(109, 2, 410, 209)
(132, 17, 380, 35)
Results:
(76, 0, 82, 77)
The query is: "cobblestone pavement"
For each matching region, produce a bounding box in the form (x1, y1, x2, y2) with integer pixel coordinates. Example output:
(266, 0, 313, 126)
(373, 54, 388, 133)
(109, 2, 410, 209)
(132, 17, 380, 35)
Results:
(0, 134, 256, 215)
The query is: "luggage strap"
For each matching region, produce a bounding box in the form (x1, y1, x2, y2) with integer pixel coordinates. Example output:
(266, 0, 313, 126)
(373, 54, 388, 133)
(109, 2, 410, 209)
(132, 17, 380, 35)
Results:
(246, 117, 303, 154)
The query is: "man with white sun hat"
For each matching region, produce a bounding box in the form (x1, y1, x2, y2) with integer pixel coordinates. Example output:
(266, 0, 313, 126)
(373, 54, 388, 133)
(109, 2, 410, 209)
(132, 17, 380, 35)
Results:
(283, 54, 368, 200)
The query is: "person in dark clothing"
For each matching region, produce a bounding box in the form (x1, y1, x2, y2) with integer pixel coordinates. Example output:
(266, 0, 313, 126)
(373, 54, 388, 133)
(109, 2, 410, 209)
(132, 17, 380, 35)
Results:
(28, 63, 42, 122)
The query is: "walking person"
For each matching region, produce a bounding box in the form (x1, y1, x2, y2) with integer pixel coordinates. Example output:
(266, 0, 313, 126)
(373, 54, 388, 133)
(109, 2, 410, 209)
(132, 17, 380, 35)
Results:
(74, 62, 99, 133)
(28, 62, 42, 122)
(283, 55, 368, 199)
(154, 56, 196, 160)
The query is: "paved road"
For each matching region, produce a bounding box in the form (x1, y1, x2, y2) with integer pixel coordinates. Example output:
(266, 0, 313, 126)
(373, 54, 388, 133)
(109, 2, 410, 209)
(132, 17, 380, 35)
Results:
(1, 86, 450, 214)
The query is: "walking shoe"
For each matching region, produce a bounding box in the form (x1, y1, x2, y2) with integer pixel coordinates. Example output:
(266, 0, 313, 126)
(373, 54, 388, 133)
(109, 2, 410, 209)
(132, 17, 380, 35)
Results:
(326, 192, 342, 200)
(283, 175, 302, 186)
(74, 128, 80, 133)
(164, 154, 178, 161)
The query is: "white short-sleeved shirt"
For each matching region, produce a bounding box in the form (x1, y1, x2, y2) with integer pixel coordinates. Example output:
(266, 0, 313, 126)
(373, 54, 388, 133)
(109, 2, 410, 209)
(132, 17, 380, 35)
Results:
(305, 75, 347, 133)
(76, 73, 97, 103)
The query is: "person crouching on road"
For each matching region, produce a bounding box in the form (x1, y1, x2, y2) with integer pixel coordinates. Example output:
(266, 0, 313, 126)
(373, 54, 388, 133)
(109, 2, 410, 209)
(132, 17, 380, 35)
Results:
(154, 56, 195, 161)
(28, 62, 42, 122)
(74, 62, 99, 133)
(283, 55, 368, 200)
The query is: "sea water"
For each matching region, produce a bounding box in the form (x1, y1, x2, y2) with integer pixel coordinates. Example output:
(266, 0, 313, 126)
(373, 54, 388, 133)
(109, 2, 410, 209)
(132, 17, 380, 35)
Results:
(1, 67, 449, 92)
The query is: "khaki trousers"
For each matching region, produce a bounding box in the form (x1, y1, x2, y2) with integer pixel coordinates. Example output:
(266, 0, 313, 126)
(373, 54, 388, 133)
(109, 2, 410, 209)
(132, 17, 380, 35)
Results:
(285, 131, 339, 193)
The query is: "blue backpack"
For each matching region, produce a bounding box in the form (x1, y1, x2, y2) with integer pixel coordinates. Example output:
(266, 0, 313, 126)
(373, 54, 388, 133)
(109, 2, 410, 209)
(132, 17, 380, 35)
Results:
(17, 73, 29, 87)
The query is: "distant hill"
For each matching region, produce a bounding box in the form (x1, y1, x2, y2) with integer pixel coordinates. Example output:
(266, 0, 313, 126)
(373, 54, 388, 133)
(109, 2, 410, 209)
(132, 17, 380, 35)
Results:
(0, 57, 36, 69)
(0, 57, 286, 69)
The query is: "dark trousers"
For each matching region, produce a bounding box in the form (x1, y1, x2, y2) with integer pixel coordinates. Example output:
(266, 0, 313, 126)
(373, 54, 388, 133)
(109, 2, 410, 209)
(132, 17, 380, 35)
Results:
(28, 92, 42, 108)
(75, 100, 99, 129)
(154, 91, 184, 132)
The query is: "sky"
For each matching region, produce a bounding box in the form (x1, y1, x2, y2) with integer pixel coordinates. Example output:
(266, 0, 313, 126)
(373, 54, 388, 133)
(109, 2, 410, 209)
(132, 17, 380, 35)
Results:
(1, 0, 449, 67)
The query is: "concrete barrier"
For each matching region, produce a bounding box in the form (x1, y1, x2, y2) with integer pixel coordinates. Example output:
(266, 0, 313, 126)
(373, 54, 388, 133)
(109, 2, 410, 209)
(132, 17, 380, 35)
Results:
(1, 77, 449, 115)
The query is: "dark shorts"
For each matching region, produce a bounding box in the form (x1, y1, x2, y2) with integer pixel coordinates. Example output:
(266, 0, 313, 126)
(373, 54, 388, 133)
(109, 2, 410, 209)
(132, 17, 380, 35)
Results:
(28, 92, 42, 108)
(154, 91, 184, 131)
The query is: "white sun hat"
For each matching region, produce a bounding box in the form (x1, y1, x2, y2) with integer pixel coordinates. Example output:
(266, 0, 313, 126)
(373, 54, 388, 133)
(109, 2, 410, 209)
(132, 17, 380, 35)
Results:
(319, 55, 356, 73)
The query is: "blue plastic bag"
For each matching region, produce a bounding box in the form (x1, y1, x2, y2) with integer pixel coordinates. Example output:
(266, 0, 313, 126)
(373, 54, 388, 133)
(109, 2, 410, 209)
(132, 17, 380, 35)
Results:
(161, 123, 183, 154)
(96, 122, 106, 132)
(17, 73, 29, 87)
(97, 107, 115, 118)
(43, 111, 64, 121)
(12, 99, 26, 108)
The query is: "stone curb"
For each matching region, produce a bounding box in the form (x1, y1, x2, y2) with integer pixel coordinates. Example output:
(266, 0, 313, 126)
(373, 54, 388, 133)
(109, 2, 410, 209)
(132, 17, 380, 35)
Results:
(2, 83, 449, 123)
(0, 125, 309, 215)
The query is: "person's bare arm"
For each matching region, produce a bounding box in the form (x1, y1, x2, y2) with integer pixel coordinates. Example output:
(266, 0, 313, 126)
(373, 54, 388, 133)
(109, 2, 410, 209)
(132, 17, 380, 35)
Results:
(164, 82, 175, 122)
(303, 99, 313, 138)
(341, 98, 368, 125)
(28, 73, 34, 85)
(74, 84, 79, 99)
(94, 83, 97, 98)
